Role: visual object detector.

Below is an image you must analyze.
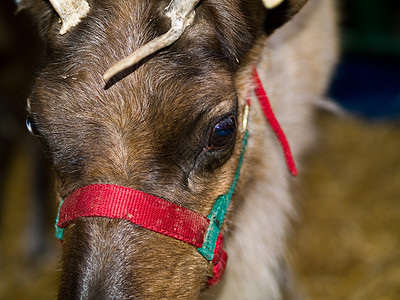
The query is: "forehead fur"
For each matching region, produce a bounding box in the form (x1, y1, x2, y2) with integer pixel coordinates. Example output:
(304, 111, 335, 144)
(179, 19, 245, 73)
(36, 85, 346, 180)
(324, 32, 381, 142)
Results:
(29, 0, 259, 195)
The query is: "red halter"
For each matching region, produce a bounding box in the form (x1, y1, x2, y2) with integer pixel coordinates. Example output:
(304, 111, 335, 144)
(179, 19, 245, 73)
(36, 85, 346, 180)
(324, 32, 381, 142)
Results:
(55, 66, 296, 287)
(252, 67, 297, 176)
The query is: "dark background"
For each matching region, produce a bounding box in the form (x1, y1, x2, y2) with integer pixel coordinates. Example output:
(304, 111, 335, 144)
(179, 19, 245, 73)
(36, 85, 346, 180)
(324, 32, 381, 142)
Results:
(331, 0, 400, 120)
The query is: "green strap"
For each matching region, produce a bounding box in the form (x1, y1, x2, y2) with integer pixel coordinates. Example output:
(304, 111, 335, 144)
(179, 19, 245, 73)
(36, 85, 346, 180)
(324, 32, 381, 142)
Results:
(198, 130, 249, 260)
(55, 198, 65, 240)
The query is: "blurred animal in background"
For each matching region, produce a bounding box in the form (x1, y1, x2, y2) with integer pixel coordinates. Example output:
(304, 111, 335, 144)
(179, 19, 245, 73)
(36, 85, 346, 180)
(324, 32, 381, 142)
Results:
(19, 0, 337, 298)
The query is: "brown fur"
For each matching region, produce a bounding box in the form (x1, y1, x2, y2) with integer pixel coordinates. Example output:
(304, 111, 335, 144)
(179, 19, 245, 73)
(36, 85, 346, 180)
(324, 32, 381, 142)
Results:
(23, 0, 337, 299)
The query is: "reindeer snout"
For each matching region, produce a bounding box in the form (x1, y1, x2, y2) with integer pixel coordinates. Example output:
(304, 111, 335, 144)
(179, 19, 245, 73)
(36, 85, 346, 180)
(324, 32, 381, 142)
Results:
(58, 218, 207, 299)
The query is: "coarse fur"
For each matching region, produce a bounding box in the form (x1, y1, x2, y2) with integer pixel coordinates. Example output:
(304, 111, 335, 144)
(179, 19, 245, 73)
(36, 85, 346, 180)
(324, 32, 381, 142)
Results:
(22, 0, 338, 299)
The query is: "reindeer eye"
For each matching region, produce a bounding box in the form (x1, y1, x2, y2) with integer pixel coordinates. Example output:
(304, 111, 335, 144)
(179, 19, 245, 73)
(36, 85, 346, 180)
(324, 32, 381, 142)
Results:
(26, 115, 39, 136)
(209, 116, 237, 148)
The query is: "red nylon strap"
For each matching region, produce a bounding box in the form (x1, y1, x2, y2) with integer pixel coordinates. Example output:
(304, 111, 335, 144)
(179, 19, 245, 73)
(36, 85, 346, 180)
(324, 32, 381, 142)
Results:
(209, 251, 228, 286)
(57, 184, 209, 248)
(208, 234, 227, 287)
(253, 66, 298, 176)
(212, 234, 225, 265)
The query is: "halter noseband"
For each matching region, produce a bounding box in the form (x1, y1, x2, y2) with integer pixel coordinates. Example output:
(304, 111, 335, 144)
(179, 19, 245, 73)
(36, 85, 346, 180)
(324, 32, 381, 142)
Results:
(55, 66, 296, 286)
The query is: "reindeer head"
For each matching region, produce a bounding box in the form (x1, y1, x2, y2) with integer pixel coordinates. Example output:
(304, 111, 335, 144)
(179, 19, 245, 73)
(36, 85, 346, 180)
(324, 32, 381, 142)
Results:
(23, 0, 308, 298)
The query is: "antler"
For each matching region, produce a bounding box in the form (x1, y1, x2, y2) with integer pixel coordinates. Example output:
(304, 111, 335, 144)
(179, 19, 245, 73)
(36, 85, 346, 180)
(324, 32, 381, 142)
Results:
(49, 0, 90, 35)
(103, 0, 200, 81)
(262, 0, 285, 9)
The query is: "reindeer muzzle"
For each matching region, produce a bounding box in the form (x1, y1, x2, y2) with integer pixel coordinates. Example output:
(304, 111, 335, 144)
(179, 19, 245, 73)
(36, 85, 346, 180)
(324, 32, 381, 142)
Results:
(55, 127, 248, 286)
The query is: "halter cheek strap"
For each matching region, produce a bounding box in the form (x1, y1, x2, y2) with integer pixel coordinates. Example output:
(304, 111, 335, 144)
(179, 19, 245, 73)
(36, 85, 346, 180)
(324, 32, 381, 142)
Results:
(55, 66, 296, 287)
(252, 67, 297, 176)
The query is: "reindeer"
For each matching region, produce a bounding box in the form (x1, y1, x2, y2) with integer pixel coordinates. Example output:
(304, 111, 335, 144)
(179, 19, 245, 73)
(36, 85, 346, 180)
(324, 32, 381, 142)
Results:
(21, 0, 337, 298)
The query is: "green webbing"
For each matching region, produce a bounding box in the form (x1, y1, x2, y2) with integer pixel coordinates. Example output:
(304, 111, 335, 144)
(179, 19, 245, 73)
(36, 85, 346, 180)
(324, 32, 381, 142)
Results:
(197, 129, 249, 260)
(55, 198, 65, 240)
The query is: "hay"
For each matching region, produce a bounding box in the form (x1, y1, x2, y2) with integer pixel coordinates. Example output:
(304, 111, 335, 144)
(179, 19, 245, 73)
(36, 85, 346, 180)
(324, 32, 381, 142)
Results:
(290, 114, 400, 299)
(0, 145, 59, 299)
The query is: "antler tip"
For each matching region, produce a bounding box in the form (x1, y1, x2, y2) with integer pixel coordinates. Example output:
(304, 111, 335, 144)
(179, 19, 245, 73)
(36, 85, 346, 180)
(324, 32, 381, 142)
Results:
(262, 0, 285, 9)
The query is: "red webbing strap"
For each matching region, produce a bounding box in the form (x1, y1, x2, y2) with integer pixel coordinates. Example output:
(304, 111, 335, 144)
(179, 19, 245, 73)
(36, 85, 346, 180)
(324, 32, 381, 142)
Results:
(209, 251, 228, 287)
(208, 233, 227, 287)
(253, 67, 298, 176)
(57, 184, 209, 248)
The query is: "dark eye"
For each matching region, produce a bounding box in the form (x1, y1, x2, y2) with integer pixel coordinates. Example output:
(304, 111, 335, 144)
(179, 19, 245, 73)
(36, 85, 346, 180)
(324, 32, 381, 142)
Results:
(26, 115, 39, 136)
(208, 116, 237, 148)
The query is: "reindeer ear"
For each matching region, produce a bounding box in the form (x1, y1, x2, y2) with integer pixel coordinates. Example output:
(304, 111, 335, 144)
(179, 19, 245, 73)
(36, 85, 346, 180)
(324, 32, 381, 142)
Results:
(262, 0, 308, 34)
